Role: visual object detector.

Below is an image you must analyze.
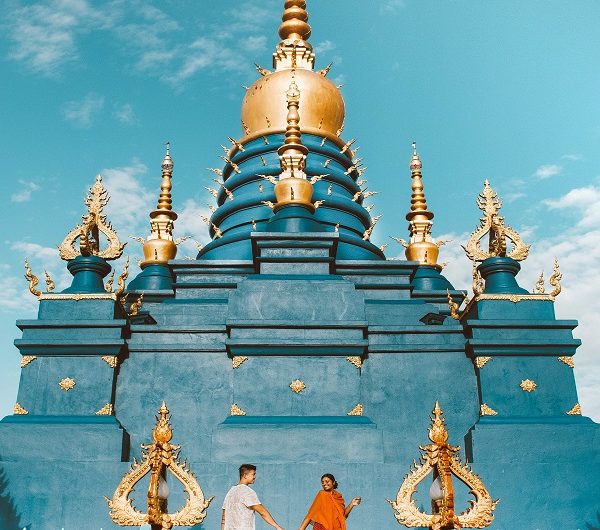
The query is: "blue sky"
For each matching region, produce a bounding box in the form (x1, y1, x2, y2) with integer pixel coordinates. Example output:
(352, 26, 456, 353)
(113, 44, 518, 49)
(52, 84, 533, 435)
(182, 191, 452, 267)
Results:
(1, 0, 599, 420)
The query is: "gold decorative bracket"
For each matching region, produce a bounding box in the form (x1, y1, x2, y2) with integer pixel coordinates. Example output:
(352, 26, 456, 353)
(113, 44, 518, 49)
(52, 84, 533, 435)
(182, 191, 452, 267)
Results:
(102, 356, 119, 368)
(475, 356, 492, 369)
(106, 402, 213, 528)
(566, 403, 582, 416)
(20, 355, 37, 368)
(558, 356, 574, 368)
(232, 356, 248, 369)
(347, 404, 363, 416)
(96, 403, 114, 415)
(13, 403, 29, 415)
(230, 403, 246, 416)
(480, 404, 498, 416)
(346, 356, 363, 369)
(388, 402, 498, 528)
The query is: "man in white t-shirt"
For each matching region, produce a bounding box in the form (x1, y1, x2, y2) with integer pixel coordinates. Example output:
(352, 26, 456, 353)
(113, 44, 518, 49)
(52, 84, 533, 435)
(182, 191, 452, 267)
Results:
(221, 464, 285, 530)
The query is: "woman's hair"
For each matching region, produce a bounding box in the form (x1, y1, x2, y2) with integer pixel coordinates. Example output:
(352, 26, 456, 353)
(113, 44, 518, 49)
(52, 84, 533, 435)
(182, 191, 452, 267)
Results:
(321, 473, 338, 489)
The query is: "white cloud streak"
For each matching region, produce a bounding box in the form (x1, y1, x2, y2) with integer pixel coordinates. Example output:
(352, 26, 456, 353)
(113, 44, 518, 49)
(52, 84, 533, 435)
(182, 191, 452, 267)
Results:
(11, 180, 41, 203)
(534, 164, 562, 179)
(62, 93, 105, 128)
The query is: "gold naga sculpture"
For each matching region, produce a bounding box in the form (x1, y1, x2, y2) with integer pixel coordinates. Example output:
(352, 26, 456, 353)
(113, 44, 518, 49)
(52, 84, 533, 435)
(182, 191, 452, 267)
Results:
(106, 402, 213, 529)
(388, 402, 498, 529)
(58, 174, 125, 261)
(462, 180, 529, 263)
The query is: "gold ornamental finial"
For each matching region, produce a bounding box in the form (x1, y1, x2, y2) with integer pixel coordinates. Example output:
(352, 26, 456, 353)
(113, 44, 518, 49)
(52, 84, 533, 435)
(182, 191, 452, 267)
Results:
(273, 1, 315, 70)
(273, 77, 315, 212)
(58, 175, 125, 261)
(140, 143, 179, 267)
(463, 180, 530, 262)
(393, 143, 442, 268)
(388, 402, 498, 529)
(106, 403, 213, 528)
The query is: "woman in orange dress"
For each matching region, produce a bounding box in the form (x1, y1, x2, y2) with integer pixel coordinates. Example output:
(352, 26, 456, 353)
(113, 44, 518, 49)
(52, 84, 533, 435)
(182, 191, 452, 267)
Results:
(297, 474, 361, 530)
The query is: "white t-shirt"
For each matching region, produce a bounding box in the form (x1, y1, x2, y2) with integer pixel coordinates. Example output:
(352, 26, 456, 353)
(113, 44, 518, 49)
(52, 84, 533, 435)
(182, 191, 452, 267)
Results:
(222, 484, 261, 530)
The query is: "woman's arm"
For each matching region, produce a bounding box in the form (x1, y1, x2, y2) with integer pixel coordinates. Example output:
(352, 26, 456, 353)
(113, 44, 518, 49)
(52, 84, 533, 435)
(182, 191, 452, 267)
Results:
(297, 515, 312, 530)
(344, 497, 361, 518)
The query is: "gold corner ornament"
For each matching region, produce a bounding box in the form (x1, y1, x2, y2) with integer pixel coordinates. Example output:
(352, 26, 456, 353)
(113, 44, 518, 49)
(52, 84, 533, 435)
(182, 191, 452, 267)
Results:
(20, 355, 37, 368)
(558, 356, 575, 368)
(480, 404, 498, 417)
(347, 404, 363, 416)
(463, 180, 530, 263)
(230, 403, 246, 416)
(102, 356, 119, 368)
(290, 379, 306, 393)
(106, 402, 213, 529)
(231, 356, 248, 369)
(13, 403, 29, 415)
(566, 403, 582, 416)
(520, 379, 537, 393)
(58, 175, 125, 261)
(388, 402, 498, 529)
(346, 356, 363, 369)
(474, 357, 492, 369)
(59, 377, 76, 391)
(96, 403, 114, 416)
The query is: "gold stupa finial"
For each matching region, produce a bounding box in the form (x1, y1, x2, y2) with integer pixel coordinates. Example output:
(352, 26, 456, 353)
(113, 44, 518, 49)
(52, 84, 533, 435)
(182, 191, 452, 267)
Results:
(58, 175, 125, 261)
(273, 0, 315, 70)
(140, 143, 179, 267)
(273, 77, 315, 212)
(394, 143, 442, 268)
(388, 402, 498, 528)
(106, 403, 213, 528)
(463, 180, 530, 262)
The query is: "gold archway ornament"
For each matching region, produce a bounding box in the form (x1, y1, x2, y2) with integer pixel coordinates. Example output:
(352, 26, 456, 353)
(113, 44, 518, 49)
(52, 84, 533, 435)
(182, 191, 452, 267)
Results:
(388, 402, 498, 529)
(59, 175, 125, 261)
(462, 180, 529, 262)
(106, 402, 213, 529)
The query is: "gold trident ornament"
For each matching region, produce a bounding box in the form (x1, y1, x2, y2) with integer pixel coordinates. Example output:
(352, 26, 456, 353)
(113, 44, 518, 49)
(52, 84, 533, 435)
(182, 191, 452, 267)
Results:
(106, 402, 213, 529)
(388, 402, 498, 529)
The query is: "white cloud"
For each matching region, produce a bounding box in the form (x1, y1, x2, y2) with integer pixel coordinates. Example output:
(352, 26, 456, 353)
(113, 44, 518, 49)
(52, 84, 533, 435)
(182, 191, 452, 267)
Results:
(314, 40, 336, 55)
(534, 164, 562, 179)
(62, 93, 105, 128)
(174, 199, 213, 257)
(114, 103, 135, 125)
(544, 185, 600, 228)
(11, 180, 40, 203)
(7, 0, 116, 75)
(380, 0, 406, 14)
(243, 36, 268, 53)
(10, 241, 59, 262)
(561, 154, 582, 161)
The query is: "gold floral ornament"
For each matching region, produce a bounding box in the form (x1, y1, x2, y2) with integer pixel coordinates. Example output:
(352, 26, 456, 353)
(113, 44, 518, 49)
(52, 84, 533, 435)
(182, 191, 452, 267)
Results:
(106, 402, 213, 529)
(59, 377, 76, 391)
(462, 180, 530, 262)
(520, 379, 537, 393)
(290, 379, 306, 393)
(58, 175, 125, 261)
(388, 402, 498, 529)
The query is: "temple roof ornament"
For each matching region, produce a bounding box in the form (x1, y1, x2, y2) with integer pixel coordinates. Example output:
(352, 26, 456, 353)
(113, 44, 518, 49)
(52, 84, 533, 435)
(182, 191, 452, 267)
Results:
(240, 0, 345, 141)
(463, 180, 530, 262)
(273, 77, 315, 213)
(388, 402, 498, 529)
(106, 402, 213, 528)
(392, 143, 444, 269)
(58, 175, 125, 261)
(139, 143, 179, 267)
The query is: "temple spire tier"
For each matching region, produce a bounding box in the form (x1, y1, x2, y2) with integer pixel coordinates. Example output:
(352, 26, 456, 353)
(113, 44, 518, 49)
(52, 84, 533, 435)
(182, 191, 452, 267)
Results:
(274, 0, 314, 71)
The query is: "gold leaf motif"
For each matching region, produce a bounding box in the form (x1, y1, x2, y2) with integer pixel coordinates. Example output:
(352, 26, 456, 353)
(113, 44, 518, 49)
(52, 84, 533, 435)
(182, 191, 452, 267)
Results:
(520, 379, 537, 393)
(558, 356, 575, 368)
(24, 259, 41, 297)
(96, 403, 114, 415)
(231, 356, 248, 369)
(347, 404, 363, 416)
(13, 403, 28, 415)
(289, 379, 306, 394)
(475, 356, 492, 369)
(566, 403, 582, 416)
(549, 258, 562, 298)
(101, 356, 119, 368)
(480, 403, 498, 416)
(533, 271, 545, 294)
(346, 356, 362, 369)
(128, 293, 144, 316)
(230, 404, 246, 416)
(59, 377, 76, 391)
(20, 355, 37, 368)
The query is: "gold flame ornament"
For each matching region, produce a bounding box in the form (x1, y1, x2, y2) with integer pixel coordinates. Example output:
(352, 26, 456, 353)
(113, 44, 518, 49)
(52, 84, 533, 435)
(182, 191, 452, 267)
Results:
(388, 402, 498, 529)
(106, 402, 213, 529)
(59, 175, 125, 261)
(463, 180, 530, 262)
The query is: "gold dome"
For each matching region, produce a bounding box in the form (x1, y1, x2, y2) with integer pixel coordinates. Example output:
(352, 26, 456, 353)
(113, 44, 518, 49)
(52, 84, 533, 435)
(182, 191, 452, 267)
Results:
(241, 68, 345, 140)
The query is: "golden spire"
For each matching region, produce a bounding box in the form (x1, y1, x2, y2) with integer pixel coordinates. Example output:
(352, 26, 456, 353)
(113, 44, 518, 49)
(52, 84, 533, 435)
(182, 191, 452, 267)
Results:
(273, 0, 315, 70)
(141, 143, 178, 267)
(401, 142, 441, 268)
(273, 77, 314, 212)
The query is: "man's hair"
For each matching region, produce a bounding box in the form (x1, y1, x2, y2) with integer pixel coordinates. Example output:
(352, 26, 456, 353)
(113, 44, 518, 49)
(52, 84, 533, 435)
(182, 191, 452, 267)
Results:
(239, 464, 257, 479)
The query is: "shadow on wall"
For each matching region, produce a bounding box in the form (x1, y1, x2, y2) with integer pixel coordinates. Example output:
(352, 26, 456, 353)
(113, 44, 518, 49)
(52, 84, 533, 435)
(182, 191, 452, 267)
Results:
(0, 465, 23, 529)
(587, 512, 600, 530)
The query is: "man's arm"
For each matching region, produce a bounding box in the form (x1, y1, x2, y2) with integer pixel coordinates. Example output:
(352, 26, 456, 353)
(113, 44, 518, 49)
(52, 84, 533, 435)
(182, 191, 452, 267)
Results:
(221, 508, 226, 530)
(250, 504, 284, 530)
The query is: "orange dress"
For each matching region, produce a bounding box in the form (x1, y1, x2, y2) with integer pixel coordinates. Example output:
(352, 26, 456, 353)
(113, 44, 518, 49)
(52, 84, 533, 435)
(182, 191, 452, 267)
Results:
(304, 490, 346, 530)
